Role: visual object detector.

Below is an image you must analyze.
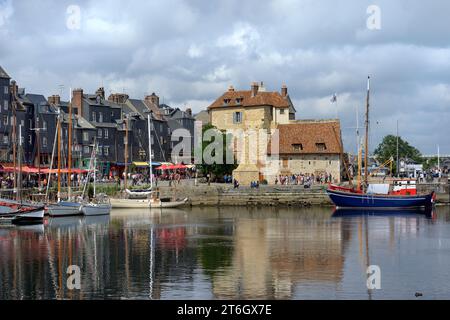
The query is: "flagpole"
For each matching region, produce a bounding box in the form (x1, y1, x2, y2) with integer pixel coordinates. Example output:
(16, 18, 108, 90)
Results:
(438, 144, 440, 177)
(336, 98, 338, 119)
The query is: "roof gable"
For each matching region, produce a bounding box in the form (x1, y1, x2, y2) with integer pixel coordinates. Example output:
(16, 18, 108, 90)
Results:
(0, 66, 10, 79)
(208, 90, 290, 110)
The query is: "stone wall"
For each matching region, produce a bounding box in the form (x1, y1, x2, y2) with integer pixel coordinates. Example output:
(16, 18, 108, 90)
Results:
(157, 184, 332, 207)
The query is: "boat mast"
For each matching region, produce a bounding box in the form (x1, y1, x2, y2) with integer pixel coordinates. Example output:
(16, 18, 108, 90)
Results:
(18, 124, 22, 203)
(147, 112, 154, 189)
(57, 107, 61, 202)
(36, 118, 41, 188)
(357, 139, 363, 192)
(46, 114, 59, 202)
(124, 115, 129, 190)
(93, 142, 97, 198)
(68, 89, 73, 200)
(364, 76, 370, 190)
(12, 94, 17, 199)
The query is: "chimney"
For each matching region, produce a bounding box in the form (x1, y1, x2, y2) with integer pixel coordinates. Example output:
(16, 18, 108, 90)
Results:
(228, 85, 235, 92)
(281, 84, 288, 97)
(185, 108, 192, 116)
(251, 82, 259, 97)
(10, 80, 18, 97)
(108, 93, 128, 104)
(48, 95, 61, 105)
(145, 93, 160, 108)
(72, 88, 83, 116)
(95, 87, 105, 99)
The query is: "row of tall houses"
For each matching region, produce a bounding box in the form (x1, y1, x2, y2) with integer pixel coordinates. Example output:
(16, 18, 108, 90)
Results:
(0, 66, 195, 175)
(207, 82, 344, 185)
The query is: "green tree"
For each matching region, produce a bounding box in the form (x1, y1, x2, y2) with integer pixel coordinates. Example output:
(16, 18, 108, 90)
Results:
(196, 124, 237, 179)
(373, 135, 422, 174)
(423, 157, 438, 171)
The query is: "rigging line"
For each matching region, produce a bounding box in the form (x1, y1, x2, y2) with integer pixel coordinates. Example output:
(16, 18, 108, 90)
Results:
(151, 121, 166, 162)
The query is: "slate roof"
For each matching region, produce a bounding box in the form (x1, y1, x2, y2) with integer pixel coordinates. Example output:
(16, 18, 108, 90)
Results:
(0, 66, 10, 79)
(194, 110, 210, 124)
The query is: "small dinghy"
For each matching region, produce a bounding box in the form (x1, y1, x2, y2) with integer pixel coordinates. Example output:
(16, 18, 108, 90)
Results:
(149, 197, 188, 209)
(125, 188, 152, 199)
(0, 206, 45, 225)
(81, 194, 111, 216)
(48, 201, 82, 217)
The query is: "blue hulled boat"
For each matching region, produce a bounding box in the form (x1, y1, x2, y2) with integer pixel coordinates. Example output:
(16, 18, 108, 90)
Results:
(327, 188, 435, 209)
(327, 76, 436, 211)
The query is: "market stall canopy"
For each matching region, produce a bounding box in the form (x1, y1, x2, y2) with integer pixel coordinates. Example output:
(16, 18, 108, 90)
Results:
(0, 165, 47, 173)
(132, 161, 162, 167)
(172, 164, 187, 169)
(133, 161, 149, 167)
(156, 163, 188, 170)
(41, 168, 89, 174)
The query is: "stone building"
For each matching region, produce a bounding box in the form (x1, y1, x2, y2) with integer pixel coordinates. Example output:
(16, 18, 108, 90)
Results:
(267, 120, 343, 183)
(207, 82, 295, 184)
(207, 82, 343, 185)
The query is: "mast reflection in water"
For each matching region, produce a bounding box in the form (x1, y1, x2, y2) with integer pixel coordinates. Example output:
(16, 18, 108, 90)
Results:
(1, 206, 450, 300)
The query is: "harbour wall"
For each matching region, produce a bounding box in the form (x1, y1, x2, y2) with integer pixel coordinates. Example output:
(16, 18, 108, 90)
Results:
(156, 184, 450, 207)
(158, 185, 331, 206)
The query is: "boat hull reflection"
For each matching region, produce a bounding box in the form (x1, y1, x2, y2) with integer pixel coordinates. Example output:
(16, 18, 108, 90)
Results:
(332, 207, 435, 218)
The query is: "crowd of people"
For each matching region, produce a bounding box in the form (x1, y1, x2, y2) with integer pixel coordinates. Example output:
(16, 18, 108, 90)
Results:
(275, 172, 333, 186)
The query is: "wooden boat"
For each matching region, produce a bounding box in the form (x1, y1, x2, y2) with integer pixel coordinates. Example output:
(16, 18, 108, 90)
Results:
(327, 188, 435, 209)
(112, 113, 189, 209)
(47, 95, 83, 218)
(48, 201, 82, 217)
(110, 198, 150, 208)
(326, 77, 436, 210)
(81, 194, 111, 216)
(82, 203, 111, 216)
(11, 207, 45, 225)
(79, 146, 111, 216)
(0, 206, 45, 225)
(149, 197, 188, 208)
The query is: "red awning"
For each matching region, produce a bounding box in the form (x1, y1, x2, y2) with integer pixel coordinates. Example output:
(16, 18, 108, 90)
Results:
(172, 164, 187, 169)
(0, 165, 47, 173)
(155, 164, 187, 170)
(40, 168, 89, 174)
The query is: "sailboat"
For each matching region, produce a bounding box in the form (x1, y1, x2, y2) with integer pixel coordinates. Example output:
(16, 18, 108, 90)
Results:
(0, 125, 45, 225)
(110, 111, 188, 209)
(80, 142, 112, 216)
(48, 92, 83, 217)
(326, 77, 435, 209)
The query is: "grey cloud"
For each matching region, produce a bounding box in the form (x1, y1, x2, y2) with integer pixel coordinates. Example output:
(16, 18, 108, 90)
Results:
(1, 0, 449, 154)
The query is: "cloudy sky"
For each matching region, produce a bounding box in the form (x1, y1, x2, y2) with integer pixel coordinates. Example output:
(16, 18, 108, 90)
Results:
(1, 0, 449, 154)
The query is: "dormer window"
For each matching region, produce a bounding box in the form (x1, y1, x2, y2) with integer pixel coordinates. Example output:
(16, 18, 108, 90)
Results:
(235, 98, 243, 104)
(316, 143, 327, 151)
(292, 143, 303, 151)
(223, 98, 231, 105)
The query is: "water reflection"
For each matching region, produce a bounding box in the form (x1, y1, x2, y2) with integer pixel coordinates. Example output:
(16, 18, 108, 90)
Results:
(1, 206, 450, 299)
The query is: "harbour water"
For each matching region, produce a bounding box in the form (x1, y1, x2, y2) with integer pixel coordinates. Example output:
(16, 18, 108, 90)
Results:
(1, 206, 450, 300)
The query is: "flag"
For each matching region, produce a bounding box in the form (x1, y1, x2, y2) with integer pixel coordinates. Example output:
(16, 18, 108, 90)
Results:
(330, 93, 337, 103)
